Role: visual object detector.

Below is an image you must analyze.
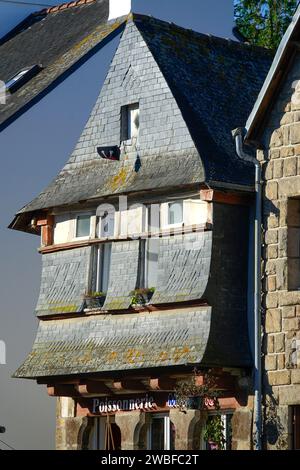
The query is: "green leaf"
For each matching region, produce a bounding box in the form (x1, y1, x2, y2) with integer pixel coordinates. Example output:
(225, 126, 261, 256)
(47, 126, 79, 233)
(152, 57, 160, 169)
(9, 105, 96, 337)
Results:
(234, 0, 299, 49)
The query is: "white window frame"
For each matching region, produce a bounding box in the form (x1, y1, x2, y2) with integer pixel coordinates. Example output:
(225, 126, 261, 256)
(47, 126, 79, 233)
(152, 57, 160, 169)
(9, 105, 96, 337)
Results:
(161, 200, 184, 229)
(121, 103, 140, 143)
(147, 413, 171, 451)
(73, 212, 95, 241)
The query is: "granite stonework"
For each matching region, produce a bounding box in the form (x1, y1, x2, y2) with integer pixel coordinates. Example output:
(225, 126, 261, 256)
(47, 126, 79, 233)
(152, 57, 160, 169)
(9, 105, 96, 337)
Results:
(257, 51, 300, 449)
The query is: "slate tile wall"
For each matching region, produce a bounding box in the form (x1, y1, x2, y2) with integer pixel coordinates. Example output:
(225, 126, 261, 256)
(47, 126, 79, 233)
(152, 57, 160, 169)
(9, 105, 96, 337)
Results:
(103, 240, 140, 310)
(36, 246, 92, 317)
(151, 231, 212, 304)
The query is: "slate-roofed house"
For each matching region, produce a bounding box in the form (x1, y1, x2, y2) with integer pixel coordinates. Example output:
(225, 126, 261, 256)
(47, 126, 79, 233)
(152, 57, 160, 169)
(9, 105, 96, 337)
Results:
(6, 0, 273, 450)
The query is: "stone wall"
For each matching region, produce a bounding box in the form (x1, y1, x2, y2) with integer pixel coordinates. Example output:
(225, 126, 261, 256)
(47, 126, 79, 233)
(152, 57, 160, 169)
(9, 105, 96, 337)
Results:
(258, 52, 300, 449)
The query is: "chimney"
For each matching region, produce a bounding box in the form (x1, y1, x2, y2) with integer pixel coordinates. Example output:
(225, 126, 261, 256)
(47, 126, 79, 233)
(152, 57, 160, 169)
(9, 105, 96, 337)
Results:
(109, 0, 131, 20)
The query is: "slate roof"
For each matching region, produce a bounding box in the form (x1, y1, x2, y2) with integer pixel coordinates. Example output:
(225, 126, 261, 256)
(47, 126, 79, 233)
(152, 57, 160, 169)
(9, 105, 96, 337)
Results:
(0, 0, 126, 130)
(6, 13, 273, 232)
(14, 307, 212, 378)
(135, 16, 273, 187)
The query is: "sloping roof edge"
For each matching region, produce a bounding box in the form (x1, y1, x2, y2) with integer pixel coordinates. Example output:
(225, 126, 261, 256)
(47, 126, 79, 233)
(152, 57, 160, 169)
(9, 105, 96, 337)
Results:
(245, 4, 300, 141)
(0, 16, 127, 133)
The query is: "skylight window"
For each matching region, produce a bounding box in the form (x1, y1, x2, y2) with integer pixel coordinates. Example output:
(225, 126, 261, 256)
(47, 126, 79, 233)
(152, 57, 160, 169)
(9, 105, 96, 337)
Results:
(5, 65, 42, 93)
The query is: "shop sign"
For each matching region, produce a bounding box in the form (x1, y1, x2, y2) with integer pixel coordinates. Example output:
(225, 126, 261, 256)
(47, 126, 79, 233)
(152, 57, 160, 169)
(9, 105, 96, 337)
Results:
(92, 393, 178, 414)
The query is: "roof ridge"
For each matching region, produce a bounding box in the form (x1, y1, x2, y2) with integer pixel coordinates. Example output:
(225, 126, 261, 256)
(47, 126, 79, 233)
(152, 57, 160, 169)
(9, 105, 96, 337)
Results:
(131, 12, 273, 55)
(35, 0, 98, 17)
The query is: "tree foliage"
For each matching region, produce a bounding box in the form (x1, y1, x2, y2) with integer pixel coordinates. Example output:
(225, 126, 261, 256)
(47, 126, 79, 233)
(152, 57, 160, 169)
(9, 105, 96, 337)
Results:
(234, 0, 299, 49)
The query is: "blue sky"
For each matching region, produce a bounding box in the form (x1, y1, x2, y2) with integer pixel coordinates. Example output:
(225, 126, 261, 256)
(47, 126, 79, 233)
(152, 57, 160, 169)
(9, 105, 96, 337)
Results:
(0, 0, 234, 450)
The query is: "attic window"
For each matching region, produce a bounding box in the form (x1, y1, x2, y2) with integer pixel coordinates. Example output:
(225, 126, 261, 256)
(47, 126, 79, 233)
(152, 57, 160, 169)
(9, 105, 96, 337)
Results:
(5, 65, 41, 93)
(121, 103, 139, 141)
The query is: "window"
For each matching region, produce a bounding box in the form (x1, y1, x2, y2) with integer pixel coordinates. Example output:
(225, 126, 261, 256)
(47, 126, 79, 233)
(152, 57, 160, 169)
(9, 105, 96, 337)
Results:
(76, 215, 91, 238)
(137, 414, 175, 450)
(121, 103, 139, 141)
(168, 201, 183, 226)
(202, 413, 233, 450)
(89, 418, 121, 450)
(138, 238, 159, 290)
(291, 406, 300, 449)
(96, 243, 112, 294)
(159, 199, 209, 230)
(287, 199, 300, 290)
(143, 204, 160, 288)
(5, 65, 41, 93)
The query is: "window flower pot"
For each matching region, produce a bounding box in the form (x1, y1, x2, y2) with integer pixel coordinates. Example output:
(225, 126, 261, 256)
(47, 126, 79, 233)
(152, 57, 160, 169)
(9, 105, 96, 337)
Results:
(130, 288, 155, 307)
(84, 293, 106, 309)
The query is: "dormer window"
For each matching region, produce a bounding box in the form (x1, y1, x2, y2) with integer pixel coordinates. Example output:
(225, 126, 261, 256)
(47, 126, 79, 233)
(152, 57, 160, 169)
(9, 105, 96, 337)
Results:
(121, 103, 139, 141)
(5, 65, 41, 93)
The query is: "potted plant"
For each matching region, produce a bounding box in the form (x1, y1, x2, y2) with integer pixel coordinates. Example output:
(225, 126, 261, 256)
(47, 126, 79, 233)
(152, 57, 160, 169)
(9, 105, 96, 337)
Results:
(84, 291, 106, 309)
(130, 287, 155, 306)
(174, 368, 220, 412)
(203, 415, 226, 450)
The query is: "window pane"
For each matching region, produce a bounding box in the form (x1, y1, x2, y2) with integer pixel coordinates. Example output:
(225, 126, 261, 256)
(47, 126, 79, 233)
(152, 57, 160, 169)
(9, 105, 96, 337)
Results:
(292, 405, 300, 449)
(128, 104, 139, 139)
(151, 418, 165, 450)
(288, 199, 300, 290)
(225, 414, 232, 450)
(148, 204, 160, 232)
(145, 239, 159, 288)
(98, 243, 112, 293)
(168, 202, 183, 225)
(76, 215, 90, 237)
